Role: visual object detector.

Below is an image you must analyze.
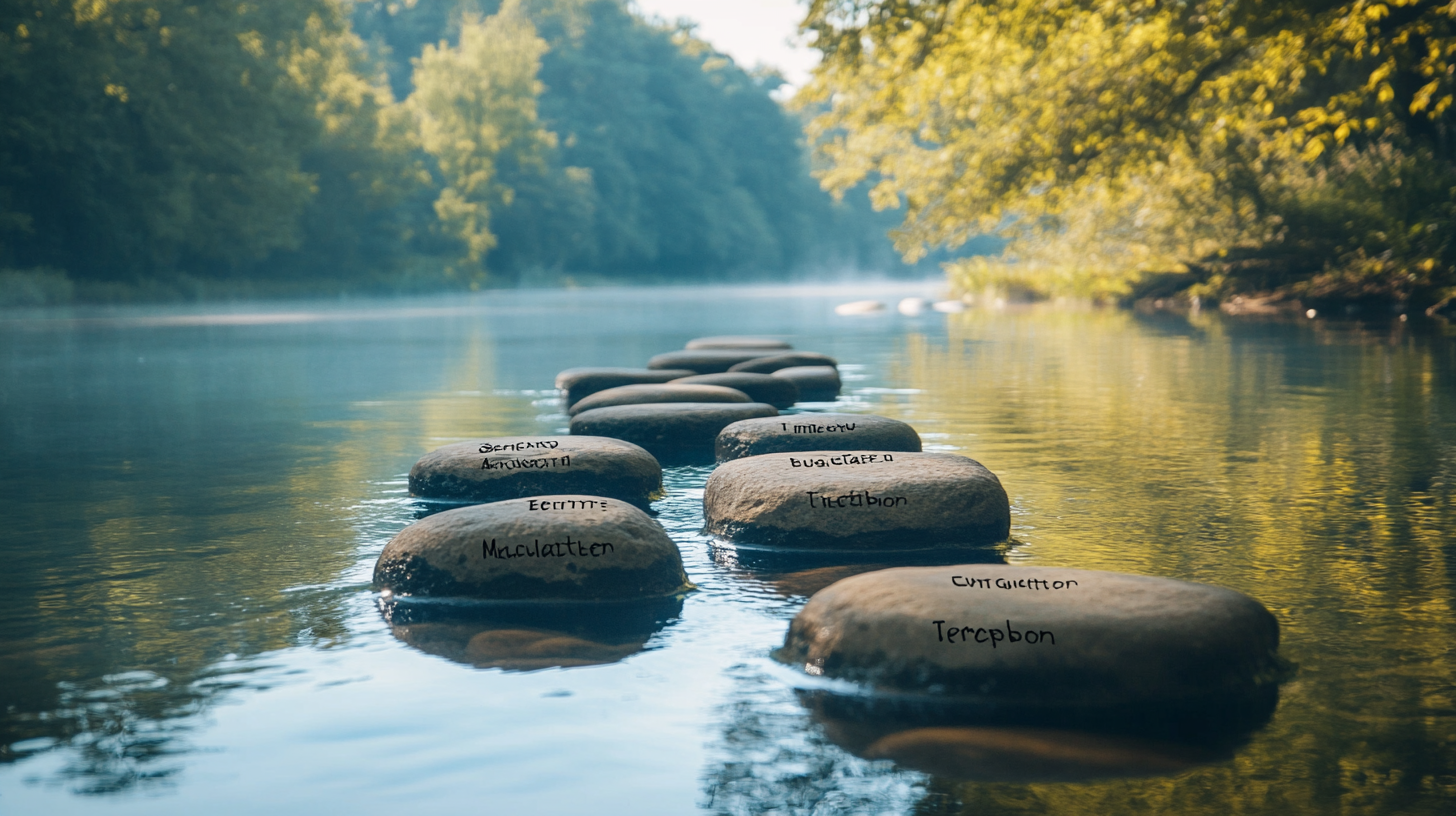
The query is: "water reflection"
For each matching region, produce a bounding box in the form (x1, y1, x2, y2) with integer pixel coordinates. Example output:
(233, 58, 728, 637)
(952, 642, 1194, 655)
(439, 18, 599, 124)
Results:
(380, 595, 684, 671)
(707, 541, 1008, 598)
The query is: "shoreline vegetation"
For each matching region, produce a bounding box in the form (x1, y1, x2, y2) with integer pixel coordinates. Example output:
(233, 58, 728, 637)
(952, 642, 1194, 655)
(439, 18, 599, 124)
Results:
(5, 2, 1456, 319)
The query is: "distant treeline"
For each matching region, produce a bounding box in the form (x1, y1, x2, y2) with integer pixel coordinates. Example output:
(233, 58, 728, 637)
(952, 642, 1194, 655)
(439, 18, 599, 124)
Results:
(0, 0, 925, 302)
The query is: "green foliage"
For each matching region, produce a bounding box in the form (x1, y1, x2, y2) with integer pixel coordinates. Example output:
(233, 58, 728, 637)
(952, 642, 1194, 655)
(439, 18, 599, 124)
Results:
(802, 0, 1456, 305)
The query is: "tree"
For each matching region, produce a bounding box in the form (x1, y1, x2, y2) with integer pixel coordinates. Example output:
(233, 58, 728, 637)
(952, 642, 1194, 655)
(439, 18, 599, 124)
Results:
(800, 0, 1456, 305)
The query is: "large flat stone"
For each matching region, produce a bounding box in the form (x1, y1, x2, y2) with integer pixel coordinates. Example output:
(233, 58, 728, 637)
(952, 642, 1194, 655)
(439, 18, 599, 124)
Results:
(704, 451, 1008, 547)
(671, 372, 799, 409)
(570, 402, 778, 463)
(716, 413, 921, 461)
(555, 367, 697, 408)
(771, 365, 841, 400)
(374, 496, 692, 601)
(778, 565, 1284, 708)
(409, 436, 661, 506)
(567, 383, 751, 416)
(645, 349, 779, 374)
(685, 336, 792, 350)
(728, 351, 838, 373)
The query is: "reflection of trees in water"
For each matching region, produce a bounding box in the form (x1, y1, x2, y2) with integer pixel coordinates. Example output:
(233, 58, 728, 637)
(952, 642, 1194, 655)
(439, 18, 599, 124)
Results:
(698, 663, 930, 816)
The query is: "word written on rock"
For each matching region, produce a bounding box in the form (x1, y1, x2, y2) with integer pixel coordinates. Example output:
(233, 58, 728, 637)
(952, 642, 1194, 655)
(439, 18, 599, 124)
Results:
(932, 620, 1058, 647)
(479, 440, 562, 453)
(482, 537, 616, 560)
(526, 498, 613, 512)
(481, 455, 571, 470)
(779, 421, 857, 433)
(951, 576, 1080, 590)
(789, 453, 894, 468)
(805, 490, 908, 509)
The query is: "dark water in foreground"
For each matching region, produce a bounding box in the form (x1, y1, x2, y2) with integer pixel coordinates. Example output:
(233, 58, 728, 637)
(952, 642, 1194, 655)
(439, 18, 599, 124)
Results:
(1, 285, 1454, 814)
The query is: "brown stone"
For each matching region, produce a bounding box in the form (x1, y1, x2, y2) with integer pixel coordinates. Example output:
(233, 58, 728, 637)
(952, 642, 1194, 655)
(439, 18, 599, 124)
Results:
(645, 349, 779, 374)
(771, 366, 842, 401)
(570, 402, 778, 463)
(728, 351, 839, 373)
(685, 336, 792, 350)
(567, 383, 751, 416)
(704, 451, 1008, 547)
(408, 436, 661, 506)
(778, 565, 1284, 706)
(671, 372, 799, 409)
(555, 367, 697, 408)
(374, 496, 692, 601)
(715, 413, 921, 461)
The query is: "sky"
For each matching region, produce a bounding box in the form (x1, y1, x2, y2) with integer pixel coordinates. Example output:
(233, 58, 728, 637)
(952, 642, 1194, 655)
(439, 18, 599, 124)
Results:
(628, 0, 821, 90)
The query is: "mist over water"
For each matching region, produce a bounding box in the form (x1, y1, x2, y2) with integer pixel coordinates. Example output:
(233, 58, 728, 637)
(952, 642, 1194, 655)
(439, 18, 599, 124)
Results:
(1, 285, 1453, 814)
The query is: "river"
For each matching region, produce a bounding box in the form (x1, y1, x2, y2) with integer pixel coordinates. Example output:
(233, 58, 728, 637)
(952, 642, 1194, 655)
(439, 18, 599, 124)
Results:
(1, 284, 1453, 814)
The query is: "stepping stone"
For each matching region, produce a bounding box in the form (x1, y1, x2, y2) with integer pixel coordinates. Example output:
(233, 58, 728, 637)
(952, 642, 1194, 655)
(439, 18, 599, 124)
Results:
(716, 413, 921, 461)
(771, 365, 841, 401)
(685, 336, 792, 350)
(571, 402, 778, 463)
(645, 349, 779, 374)
(836, 300, 886, 315)
(704, 451, 1009, 548)
(374, 496, 692, 601)
(727, 351, 838, 373)
(567, 383, 752, 416)
(556, 367, 697, 409)
(409, 436, 662, 506)
(671, 372, 799, 409)
(777, 565, 1283, 708)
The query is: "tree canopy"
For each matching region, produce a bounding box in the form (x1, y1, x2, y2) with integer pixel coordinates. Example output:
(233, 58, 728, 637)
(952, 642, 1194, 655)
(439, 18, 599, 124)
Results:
(800, 0, 1456, 305)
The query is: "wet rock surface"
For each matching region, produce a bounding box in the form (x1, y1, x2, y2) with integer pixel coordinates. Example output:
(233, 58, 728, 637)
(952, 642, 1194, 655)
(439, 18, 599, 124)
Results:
(704, 451, 1009, 547)
(671, 372, 799, 409)
(570, 402, 778, 464)
(567, 383, 751, 416)
(408, 436, 662, 506)
(645, 349, 779, 374)
(555, 367, 697, 408)
(374, 496, 691, 601)
(778, 565, 1284, 707)
(771, 366, 842, 401)
(728, 351, 839, 373)
(715, 413, 921, 461)
(685, 336, 792, 350)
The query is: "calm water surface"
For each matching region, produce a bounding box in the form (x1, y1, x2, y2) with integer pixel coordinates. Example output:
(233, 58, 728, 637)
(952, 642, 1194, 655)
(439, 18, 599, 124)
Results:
(1, 285, 1454, 814)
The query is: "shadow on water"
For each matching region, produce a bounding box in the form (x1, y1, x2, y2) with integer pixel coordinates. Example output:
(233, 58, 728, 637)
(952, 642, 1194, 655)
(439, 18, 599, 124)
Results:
(379, 594, 684, 671)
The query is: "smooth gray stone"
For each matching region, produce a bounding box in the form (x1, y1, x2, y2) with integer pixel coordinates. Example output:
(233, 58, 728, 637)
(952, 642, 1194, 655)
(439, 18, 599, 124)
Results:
(704, 451, 1009, 548)
(645, 349, 779, 374)
(771, 365, 841, 401)
(728, 352, 838, 373)
(671, 372, 799, 409)
(570, 402, 778, 463)
(685, 336, 792, 350)
(374, 496, 691, 601)
(716, 413, 921, 461)
(555, 367, 697, 408)
(568, 383, 752, 416)
(409, 436, 662, 506)
(777, 565, 1283, 707)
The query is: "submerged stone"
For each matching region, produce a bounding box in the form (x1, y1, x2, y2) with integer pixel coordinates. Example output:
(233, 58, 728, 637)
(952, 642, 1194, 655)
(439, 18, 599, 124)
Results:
(771, 366, 842, 401)
(567, 383, 752, 416)
(645, 349, 778, 374)
(728, 351, 839, 373)
(670, 372, 799, 409)
(409, 436, 661, 506)
(715, 413, 921, 461)
(570, 402, 778, 463)
(685, 336, 792, 350)
(779, 565, 1284, 708)
(555, 367, 697, 409)
(374, 496, 691, 601)
(703, 451, 1009, 548)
